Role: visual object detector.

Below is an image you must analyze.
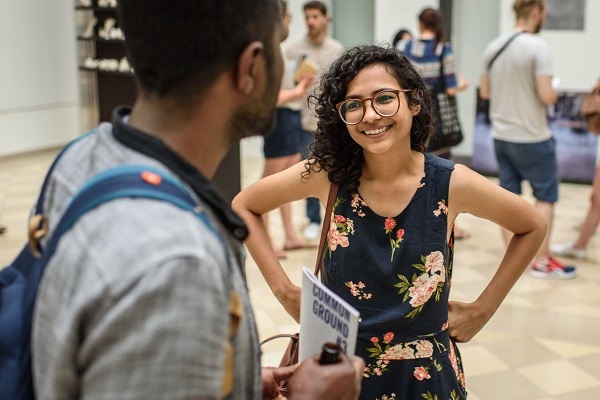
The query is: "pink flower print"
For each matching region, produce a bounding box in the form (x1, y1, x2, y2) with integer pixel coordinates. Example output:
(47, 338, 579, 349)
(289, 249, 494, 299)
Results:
(414, 340, 434, 358)
(425, 251, 444, 275)
(345, 281, 372, 300)
(433, 199, 448, 217)
(383, 332, 394, 343)
(413, 366, 431, 381)
(383, 344, 415, 360)
(384, 217, 397, 232)
(408, 273, 439, 308)
(328, 214, 354, 251)
(449, 341, 465, 388)
(350, 193, 367, 217)
(418, 172, 426, 189)
(371, 337, 379, 343)
(385, 219, 405, 262)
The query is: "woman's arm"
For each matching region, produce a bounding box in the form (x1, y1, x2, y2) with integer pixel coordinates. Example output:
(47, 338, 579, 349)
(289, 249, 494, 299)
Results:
(446, 164, 547, 342)
(232, 161, 330, 322)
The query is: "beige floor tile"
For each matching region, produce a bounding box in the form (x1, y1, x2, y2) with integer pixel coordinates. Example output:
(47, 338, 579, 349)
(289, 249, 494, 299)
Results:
(556, 386, 600, 400)
(550, 314, 600, 347)
(571, 353, 600, 381)
(517, 360, 600, 396)
(536, 338, 600, 359)
(484, 305, 559, 337)
(485, 337, 562, 369)
(458, 345, 511, 377)
(553, 302, 600, 319)
(466, 370, 548, 400)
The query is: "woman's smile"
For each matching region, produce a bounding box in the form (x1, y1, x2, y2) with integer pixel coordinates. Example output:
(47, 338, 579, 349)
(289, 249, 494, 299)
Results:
(361, 124, 393, 136)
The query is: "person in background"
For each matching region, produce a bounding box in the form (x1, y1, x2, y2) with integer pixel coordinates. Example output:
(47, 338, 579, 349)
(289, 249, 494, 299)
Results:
(396, 7, 470, 239)
(233, 45, 546, 399)
(31, 0, 364, 399)
(392, 28, 412, 48)
(552, 76, 600, 260)
(480, 0, 577, 279)
(261, 0, 316, 259)
(285, 0, 344, 240)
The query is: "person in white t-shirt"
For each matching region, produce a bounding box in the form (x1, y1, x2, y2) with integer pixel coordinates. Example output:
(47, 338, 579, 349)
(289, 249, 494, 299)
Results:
(480, 0, 576, 279)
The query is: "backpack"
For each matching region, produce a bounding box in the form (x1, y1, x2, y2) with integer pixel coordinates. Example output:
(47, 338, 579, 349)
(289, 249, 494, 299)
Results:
(0, 142, 219, 400)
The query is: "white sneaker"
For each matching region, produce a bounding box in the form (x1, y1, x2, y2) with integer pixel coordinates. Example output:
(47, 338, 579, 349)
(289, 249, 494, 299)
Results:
(551, 242, 587, 260)
(303, 223, 321, 241)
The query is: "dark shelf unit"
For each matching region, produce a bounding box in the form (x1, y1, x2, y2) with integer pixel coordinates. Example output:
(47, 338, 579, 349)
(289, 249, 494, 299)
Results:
(76, 3, 135, 123)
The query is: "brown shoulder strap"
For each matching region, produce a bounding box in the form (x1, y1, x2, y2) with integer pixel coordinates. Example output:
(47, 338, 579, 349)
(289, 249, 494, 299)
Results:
(314, 183, 339, 277)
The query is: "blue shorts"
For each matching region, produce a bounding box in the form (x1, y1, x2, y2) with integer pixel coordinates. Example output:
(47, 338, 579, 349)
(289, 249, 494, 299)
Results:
(263, 108, 304, 159)
(493, 138, 559, 202)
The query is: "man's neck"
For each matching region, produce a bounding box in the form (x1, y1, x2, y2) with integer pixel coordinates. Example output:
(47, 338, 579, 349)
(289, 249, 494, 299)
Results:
(128, 94, 230, 180)
(515, 19, 536, 34)
(308, 31, 326, 46)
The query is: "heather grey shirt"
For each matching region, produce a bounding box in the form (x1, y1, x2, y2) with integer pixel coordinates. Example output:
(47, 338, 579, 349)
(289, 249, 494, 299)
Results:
(482, 30, 553, 143)
(32, 120, 261, 399)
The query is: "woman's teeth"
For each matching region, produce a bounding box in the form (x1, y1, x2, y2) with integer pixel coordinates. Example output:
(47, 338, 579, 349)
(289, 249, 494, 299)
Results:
(363, 126, 390, 135)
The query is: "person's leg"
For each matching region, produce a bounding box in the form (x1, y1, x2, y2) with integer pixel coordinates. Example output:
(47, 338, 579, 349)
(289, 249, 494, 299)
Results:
(301, 129, 321, 238)
(519, 139, 576, 278)
(573, 164, 600, 247)
(493, 139, 523, 246)
(534, 200, 554, 260)
(261, 156, 292, 259)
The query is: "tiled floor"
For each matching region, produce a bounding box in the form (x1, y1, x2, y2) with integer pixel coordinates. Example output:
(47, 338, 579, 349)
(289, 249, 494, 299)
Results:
(1, 143, 600, 399)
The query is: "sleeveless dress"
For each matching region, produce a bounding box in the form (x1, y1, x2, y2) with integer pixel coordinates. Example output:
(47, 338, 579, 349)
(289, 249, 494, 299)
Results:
(322, 154, 467, 400)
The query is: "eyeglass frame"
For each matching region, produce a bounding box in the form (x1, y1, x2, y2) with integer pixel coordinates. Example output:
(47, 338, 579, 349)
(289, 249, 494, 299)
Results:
(335, 89, 412, 125)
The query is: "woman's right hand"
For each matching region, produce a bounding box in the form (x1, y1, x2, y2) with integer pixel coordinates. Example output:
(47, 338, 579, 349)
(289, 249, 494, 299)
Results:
(276, 283, 302, 323)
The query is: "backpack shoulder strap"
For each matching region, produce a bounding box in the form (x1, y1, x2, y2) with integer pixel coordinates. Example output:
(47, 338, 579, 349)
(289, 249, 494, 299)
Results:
(29, 129, 97, 256)
(42, 164, 223, 262)
(487, 31, 526, 72)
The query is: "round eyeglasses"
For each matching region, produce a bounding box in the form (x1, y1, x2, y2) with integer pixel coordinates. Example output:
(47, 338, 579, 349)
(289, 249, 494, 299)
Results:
(335, 89, 411, 125)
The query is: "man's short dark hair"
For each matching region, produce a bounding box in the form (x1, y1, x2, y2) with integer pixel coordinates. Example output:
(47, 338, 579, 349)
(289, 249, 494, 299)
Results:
(117, 0, 281, 103)
(303, 1, 327, 16)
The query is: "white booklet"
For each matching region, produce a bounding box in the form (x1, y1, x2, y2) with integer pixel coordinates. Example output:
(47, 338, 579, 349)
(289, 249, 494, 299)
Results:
(298, 266, 360, 362)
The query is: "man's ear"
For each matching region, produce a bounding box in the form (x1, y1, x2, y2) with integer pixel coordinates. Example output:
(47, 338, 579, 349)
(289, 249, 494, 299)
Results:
(235, 41, 265, 95)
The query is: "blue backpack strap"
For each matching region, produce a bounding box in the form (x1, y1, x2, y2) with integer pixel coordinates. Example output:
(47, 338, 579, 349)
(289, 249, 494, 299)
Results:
(29, 129, 97, 256)
(42, 164, 222, 260)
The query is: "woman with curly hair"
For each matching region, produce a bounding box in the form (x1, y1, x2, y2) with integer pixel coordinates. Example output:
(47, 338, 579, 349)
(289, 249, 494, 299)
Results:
(233, 45, 545, 399)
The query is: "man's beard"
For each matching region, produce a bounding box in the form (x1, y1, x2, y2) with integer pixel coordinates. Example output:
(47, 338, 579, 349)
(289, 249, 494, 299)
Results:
(226, 69, 280, 146)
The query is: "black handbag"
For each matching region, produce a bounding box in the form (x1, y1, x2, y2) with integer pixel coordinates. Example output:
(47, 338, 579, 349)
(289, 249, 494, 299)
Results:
(428, 44, 463, 152)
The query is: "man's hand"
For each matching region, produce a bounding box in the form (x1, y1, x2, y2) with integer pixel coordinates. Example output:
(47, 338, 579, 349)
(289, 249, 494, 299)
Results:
(286, 353, 365, 400)
(262, 365, 295, 399)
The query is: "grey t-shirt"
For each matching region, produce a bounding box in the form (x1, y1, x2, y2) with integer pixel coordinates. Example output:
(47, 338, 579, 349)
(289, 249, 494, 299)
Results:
(32, 122, 261, 399)
(285, 35, 344, 132)
(483, 30, 553, 143)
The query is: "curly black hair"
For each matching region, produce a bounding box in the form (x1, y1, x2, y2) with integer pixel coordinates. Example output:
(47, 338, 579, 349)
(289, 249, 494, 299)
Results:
(305, 45, 435, 192)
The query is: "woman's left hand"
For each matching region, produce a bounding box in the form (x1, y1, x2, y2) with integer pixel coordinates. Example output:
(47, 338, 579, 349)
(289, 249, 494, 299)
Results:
(447, 300, 492, 343)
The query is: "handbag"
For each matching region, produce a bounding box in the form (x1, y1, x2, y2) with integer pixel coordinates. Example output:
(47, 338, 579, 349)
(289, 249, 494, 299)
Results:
(428, 44, 463, 152)
(582, 86, 600, 134)
(260, 182, 339, 373)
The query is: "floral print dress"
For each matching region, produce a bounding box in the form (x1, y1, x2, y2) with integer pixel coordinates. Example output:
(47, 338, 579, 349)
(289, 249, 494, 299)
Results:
(322, 154, 467, 400)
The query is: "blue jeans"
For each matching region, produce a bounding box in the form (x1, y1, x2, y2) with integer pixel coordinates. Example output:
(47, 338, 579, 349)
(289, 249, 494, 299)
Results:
(302, 129, 321, 224)
(493, 138, 559, 202)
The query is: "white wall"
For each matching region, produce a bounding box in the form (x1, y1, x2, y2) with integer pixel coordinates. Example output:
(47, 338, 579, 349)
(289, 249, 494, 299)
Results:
(374, 0, 439, 46)
(0, 0, 80, 157)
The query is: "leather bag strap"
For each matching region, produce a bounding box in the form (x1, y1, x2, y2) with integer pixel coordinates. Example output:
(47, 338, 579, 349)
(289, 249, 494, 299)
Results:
(314, 183, 339, 277)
